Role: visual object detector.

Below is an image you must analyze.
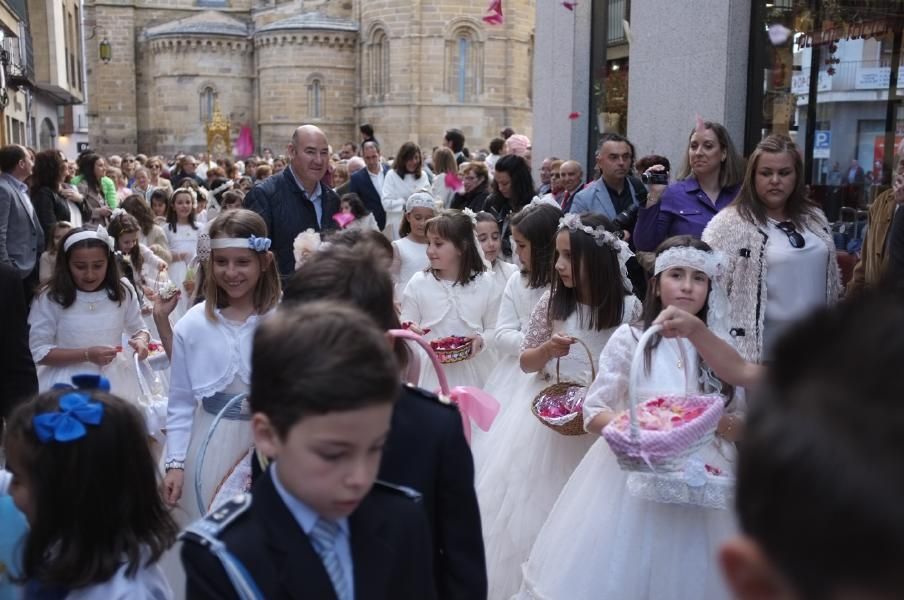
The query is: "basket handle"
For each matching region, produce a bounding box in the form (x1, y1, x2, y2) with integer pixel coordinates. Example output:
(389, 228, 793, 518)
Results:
(554, 336, 597, 384)
(133, 352, 153, 403)
(626, 324, 690, 438)
(387, 329, 450, 396)
(194, 393, 249, 516)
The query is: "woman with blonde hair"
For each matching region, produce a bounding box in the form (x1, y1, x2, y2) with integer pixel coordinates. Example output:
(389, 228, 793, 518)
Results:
(430, 147, 459, 208)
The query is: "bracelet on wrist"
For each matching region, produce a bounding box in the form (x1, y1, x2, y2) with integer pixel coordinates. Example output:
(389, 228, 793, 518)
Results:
(164, 459, 185, 472)
(84, 350, 90, 362)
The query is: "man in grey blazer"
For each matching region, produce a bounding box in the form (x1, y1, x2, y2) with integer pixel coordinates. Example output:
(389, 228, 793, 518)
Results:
(0, 144, 42, 303)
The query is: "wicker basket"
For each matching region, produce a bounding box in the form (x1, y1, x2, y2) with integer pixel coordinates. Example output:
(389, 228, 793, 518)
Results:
(431, 337, 474, 364)
(530, 337, 595, 436)
(602, 324, 724, 473)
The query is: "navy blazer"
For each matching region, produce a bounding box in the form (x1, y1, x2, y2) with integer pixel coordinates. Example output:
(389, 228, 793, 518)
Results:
(348, 165, 389, 231)
(182, 469, 437, 600)
(244, 168, 339, 277)
(378, 385, 487, 600)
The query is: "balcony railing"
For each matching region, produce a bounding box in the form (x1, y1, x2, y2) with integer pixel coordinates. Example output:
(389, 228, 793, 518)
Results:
(2, 25, 35, 89)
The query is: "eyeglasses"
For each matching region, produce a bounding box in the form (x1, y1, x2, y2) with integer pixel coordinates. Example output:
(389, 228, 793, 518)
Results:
(775, 221, 805, 249)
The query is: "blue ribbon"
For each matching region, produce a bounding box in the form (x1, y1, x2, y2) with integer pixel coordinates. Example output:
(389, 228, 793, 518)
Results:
(33, 392, 104, 443)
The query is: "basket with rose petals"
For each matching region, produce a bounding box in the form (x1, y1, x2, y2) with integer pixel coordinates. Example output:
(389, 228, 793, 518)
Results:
(530, 337, 594, 436)
(602, 325, 724, 473)
(430, 335, 474, 364)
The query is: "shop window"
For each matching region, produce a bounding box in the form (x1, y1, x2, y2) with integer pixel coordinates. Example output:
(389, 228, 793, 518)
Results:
(747, 1, 903, 213)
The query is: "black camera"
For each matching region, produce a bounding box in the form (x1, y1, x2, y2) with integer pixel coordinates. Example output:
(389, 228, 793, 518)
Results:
(612, 203, 639, 235)
(641, 171, 669, 185)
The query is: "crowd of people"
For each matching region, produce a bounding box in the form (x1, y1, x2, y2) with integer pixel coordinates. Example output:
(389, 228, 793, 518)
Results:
(0, 117, 902, 600)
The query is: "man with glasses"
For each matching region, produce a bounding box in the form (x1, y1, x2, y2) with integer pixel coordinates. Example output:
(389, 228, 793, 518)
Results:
(856, 147, 904, 294)
(245, 124, 339, 277)
(537, 156, 558, 196)
(172, 155, 205, 187)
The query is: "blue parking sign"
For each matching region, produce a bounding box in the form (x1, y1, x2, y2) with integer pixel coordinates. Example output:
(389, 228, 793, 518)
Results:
(814, 130, 831, 159)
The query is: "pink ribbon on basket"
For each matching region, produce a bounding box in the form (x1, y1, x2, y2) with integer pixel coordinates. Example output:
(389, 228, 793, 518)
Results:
(387, 328, 500, 446)
(444, 386, 500, 444)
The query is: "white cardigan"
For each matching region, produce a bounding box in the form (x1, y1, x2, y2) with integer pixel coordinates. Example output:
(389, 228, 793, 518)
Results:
(702, 205, 841, 362)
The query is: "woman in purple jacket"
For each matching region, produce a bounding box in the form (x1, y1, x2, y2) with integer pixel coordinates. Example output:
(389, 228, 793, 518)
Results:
(633, 121, 744, 251)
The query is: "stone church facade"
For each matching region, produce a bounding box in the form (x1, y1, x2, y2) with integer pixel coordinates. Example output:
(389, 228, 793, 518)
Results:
(84, 0, 535, 158)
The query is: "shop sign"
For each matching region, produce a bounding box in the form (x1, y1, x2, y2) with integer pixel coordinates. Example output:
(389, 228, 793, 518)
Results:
(855, 67, 904, 90)
(791, 71, 832, 94)
(798, 19, 890, 48)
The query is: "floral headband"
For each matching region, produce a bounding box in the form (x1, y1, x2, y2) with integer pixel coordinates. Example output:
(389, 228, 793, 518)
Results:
(461, 207, 478, 225)
(558, 213, 634, 291)
(197, 232, 272, 262)
(63, 225, 114, 253)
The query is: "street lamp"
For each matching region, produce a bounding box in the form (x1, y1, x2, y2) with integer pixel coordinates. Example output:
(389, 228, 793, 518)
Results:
(99, 38, 112, 63)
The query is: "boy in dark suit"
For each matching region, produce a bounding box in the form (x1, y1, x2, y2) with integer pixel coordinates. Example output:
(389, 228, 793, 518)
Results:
(181, 302, 436, 600)
(283, 243, 487, 600)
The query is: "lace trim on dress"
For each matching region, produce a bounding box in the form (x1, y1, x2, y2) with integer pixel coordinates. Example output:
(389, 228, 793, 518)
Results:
(521, 290, 553, 351)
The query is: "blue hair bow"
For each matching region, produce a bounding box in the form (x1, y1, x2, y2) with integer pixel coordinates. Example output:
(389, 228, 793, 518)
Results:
(35, 375, 108, 443)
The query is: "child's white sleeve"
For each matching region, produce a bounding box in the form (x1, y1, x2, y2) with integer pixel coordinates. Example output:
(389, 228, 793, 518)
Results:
(520, 291, 552, 352)
(399, 275, 421, 325)
(165, 326, 196, 462)
(121, 280, 150, 338)
(582, 325, 635, 432)
(28, 292, 58, 363)
(493, 274, 523, 358)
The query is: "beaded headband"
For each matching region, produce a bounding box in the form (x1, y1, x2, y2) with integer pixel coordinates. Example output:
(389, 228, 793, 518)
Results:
(63, 226, 114, 253)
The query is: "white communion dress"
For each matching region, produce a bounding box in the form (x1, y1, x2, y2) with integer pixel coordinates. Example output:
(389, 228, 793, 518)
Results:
(29, 279, 148, 404)
(516, 324, 743, 600)
(470, 272, 547, 464)
(391, 236, 429, 300)
(401, 270, 501, 391)
(163, 222, 199, 322)
(476, 291, 642, 599)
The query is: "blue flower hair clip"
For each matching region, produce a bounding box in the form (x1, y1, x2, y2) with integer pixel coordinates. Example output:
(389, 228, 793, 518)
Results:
(248, 235, 272, 252)
(33, 392, 105, 444)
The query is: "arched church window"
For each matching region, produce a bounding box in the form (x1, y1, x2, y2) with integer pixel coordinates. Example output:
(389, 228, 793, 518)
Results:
(200, 86, 216, 123)
(368, 28, 390, 100)
(308, 77, 323, 119)
(445, 24, 483, 103)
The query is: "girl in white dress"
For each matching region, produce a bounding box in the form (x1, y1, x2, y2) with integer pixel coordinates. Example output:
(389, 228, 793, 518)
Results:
(28, 226, 150, 403)
(109, 211, 169, 316)
(382, 142, 430, 240)
(476, 213, 641, 599)
(161, 208, 280, 525)
(163, 188, 200, 322)
(472, 203, 561, 461)
(476, 211, 519, 297)
(400, 209, 501, 390)
(4, 386, 178, 599)
(517, 236, 745, 600)
(390, 190, 435, 300)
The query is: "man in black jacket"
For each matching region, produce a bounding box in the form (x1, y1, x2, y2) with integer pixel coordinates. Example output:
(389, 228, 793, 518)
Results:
(245, 125, 339, 277)
(348, 141, 389, 231)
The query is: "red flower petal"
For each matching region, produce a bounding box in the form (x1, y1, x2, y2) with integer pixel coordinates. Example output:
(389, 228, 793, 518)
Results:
(562, 1, 577, 10)
(568, 111, 580, 120)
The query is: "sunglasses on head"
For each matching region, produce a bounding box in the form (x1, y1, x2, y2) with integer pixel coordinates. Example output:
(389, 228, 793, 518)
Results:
(776, 221, 805, 248)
